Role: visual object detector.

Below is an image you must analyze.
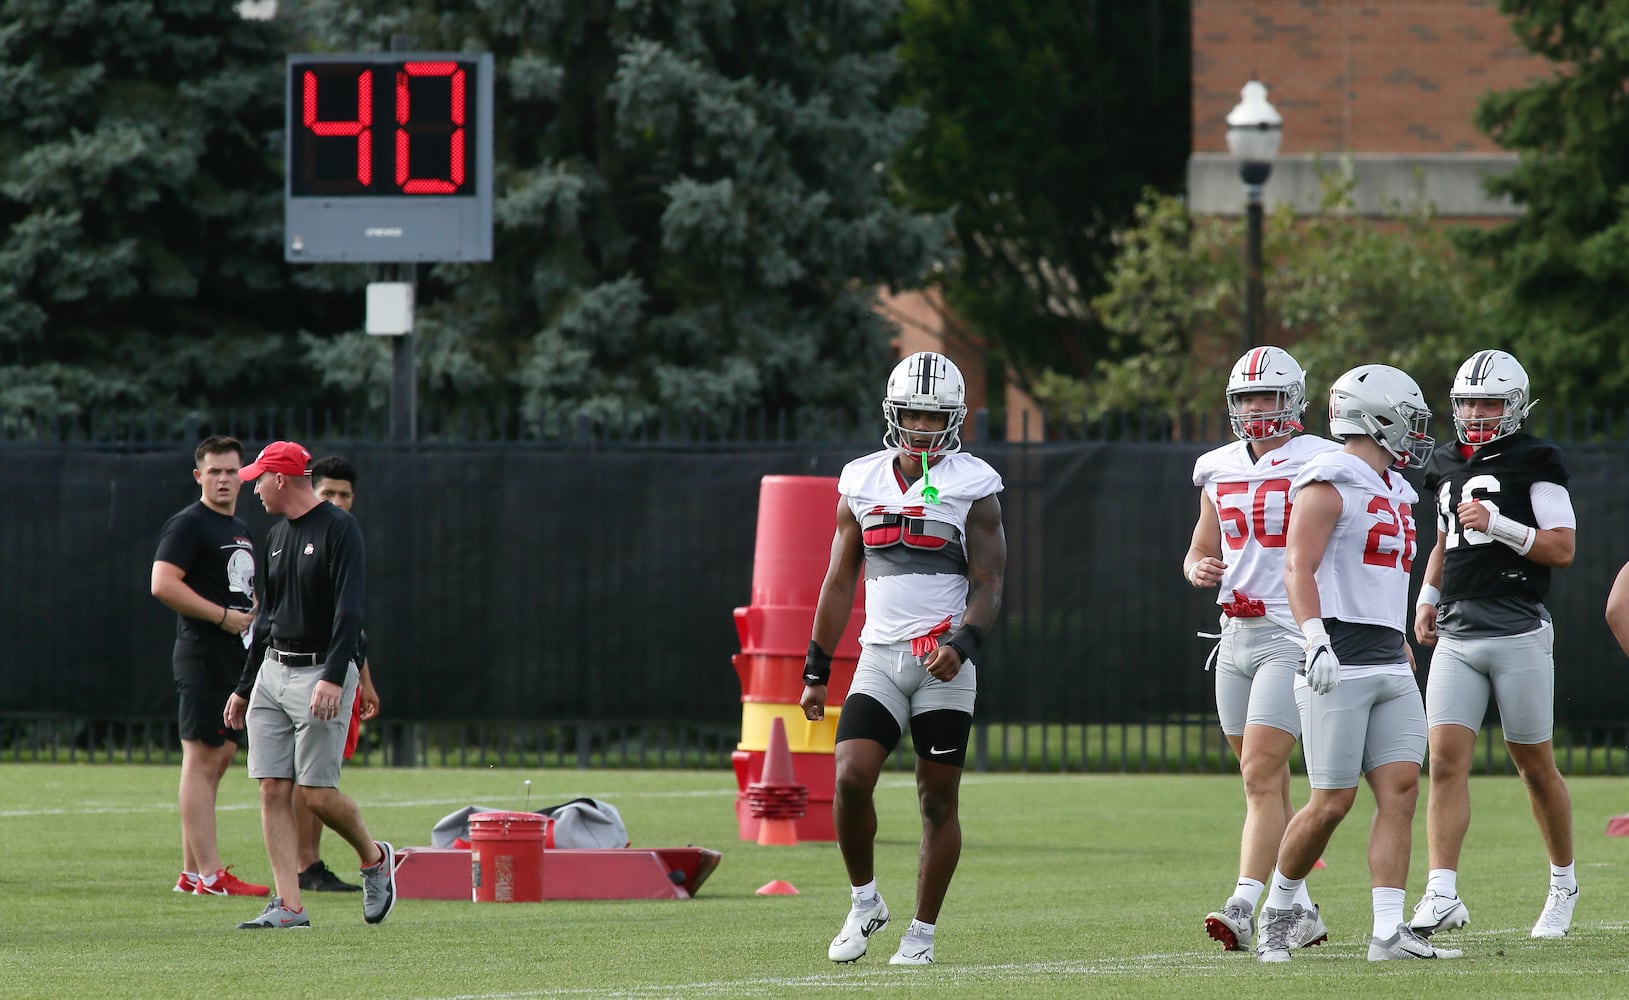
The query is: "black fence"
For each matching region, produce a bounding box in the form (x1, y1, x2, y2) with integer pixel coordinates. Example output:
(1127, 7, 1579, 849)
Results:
(5, 406, 1628, 771)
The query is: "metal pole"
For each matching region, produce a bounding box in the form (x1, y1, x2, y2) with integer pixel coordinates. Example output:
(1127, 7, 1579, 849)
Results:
(389, 263, 418, 444)
(1244, 186, 1265, 352)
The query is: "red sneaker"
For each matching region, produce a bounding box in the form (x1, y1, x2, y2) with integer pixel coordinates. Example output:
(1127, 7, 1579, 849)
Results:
(174, 872, 198, 894)
(195, 866, 271, 897)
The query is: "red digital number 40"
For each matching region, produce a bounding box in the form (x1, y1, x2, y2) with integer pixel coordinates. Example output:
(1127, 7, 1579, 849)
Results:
(300, 62, 467, 194)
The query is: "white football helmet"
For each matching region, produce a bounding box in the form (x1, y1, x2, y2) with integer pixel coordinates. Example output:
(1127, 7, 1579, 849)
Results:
(882, 351, 968, 456)
(1226, 346, 1308, 440)
(1451, 349, 1534, 445)
(1327, 364, 1435, 468)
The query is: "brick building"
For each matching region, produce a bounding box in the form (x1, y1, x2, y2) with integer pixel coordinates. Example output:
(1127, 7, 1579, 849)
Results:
(1187, 0, 1552, 218)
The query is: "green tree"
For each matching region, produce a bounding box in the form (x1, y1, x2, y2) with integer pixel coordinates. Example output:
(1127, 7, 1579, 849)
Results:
(289, 0, 946, 428)
(1066, 176, 1498, 428)
(1463, 0, 1629, 411)
(892, 0, 1190, 397)
(0, 0, 351, 421)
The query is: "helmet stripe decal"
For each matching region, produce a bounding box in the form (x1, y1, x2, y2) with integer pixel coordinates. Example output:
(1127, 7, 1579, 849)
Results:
(1247, 347, 1266, 381)
(1467, 350, 1495, 387)
(917, 353, 933, 395)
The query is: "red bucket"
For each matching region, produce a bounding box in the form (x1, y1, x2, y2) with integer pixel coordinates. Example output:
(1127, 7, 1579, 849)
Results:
(469, 811, 546, 903)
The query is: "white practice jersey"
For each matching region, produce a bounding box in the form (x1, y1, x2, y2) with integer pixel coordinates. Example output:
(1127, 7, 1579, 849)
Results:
(1289, 451, 1420, 633)
(839, 449, 1004, 645)
(1192, 435, 1340, 620)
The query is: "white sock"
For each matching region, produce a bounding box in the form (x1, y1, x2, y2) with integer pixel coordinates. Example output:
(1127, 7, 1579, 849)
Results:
(1551, 861, 1576, 892)
(907, 919, 935, 939)
(183, 870, 201, 880)
(851, 880, 878, 905)
(1264, 869, 1303, 911)
(200, 869, 221, 886)
(1292, 881, 1315, 911)
(1372, 887, 1405, 938)
(1232, 877, 1265, 910)
(1425, 868, 1458, 899)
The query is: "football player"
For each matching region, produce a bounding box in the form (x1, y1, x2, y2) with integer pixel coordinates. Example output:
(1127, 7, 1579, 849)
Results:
(1408, 350, 1579, 940)
(1257, 364, 1460, 962)
(1185, 347, 1337, 953)
(802, 351, 1006, 967)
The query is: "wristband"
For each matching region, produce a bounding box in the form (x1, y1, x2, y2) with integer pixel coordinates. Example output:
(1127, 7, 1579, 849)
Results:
(945, 624, 985, 663)
(1186, 562, 1204, 587)
(218, 606, 230, 627)
(1485, 508, 1537, 556)
(803, 640, 832, 687)
(1417, 583, 1441, 607)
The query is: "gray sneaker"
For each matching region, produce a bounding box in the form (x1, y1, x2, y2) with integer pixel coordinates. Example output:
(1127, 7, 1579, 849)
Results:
(361, 840, 396, 925)
(1368, 923, 1463, 960)
(236, 897, 310, 929)
(1288, 902, 1329, 949)
(1255, 905, 1301, 964)
(1204, 897, 1254, 951)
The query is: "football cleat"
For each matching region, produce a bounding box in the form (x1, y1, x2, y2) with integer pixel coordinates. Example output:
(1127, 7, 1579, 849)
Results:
(889, 933, 935, 965)
(1531, 885, 1578, 939)
(1408, 890, 1469, 937)
(1204, 898, 1254, 951)
(1255, 905, 1301, 964)
(1288, 902, 1329, 949)
(1369, 923, 1462, 960)
(828, 894, 890, 963)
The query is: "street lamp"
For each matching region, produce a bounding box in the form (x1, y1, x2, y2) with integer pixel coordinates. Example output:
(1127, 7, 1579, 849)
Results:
(1225, 80, 1283, 352)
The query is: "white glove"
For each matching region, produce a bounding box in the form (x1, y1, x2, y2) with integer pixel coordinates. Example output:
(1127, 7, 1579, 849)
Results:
(1300, 619, 1341, 695)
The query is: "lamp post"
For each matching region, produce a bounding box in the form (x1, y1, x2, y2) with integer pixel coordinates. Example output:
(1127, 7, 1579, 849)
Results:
(1225, 80, 1283, 352)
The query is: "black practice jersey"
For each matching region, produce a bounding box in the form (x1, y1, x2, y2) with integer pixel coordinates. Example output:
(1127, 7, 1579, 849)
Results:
(153, 501, 255, 656)
(239, 502, 366, 691)
(1422, 432, 1568, 632)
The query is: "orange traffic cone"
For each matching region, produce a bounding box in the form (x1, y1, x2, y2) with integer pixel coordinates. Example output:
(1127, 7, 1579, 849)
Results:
(751, 717, 806, 846)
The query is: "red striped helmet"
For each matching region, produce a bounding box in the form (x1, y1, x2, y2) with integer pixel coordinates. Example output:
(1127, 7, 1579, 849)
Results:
(1226, 346, 1307, 441)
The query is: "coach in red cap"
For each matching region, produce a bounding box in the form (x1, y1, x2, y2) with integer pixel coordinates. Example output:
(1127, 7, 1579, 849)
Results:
(224, 441, 397, 930)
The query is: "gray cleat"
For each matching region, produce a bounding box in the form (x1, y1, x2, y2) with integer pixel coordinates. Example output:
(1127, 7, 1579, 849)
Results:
(1288, 902, 1329, 949)
(1255, 904, 1301, 964)
(237, 897, 310, 930)
(361, 840, 397, 925)
(1204, 898, 1254, 951)
(1369, 923, 1463, 960)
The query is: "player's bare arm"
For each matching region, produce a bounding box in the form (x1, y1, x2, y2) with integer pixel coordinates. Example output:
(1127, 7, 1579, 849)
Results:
(150, 560, 254, 634)
(1183, 491, 1226, 588)
(1413, 535, 1446, 647)
(923, 493, 1006, 682)
(801, 498, 865, 721)
(1284, 481, 1340, 628)
(1607, 561, 1629, 659)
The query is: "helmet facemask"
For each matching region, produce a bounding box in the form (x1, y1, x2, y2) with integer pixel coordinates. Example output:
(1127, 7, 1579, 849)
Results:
(1450, 350, 1534, 445)
(1226, 347, 1308, 441)
(882, 352, 968, 458)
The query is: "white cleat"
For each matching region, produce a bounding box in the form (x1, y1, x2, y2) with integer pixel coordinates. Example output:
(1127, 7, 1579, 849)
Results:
(1408, 890, 1470, 937)
(828, 895, 890, 963)
(1369, 923, 1463, 960)
(1204, 898, 1254, 952)
(1255, 905, 1300, 964)
(1288, 902, 1329, 949)
(1531, 885, 1578, 939)
(889, 933, 934, 965)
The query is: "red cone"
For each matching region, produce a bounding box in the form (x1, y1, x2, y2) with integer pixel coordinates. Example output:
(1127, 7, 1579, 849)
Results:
(761, 716, 795, 785)
(756, 879, 799, 895)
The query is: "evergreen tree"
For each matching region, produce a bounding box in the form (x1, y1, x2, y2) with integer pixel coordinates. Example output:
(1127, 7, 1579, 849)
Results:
(0, 0, 350, 422)
(1463, 1, 1629, 410)
(289, 0, 945, 429)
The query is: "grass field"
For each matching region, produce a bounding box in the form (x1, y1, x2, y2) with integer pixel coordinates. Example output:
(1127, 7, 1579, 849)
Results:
(5, 764, 1629, 998)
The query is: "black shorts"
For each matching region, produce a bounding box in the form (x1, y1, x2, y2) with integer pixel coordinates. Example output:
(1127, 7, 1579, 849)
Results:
(174, 648, 247, 748)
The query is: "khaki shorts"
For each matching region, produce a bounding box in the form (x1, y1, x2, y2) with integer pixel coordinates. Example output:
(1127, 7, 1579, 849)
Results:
(245, 655, 358, 788)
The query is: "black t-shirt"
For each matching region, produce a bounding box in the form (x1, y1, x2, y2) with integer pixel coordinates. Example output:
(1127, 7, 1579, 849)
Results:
(153, 501, 256, 656)
(240, 502, 366, 692)
(1422, 432, 1569, 634)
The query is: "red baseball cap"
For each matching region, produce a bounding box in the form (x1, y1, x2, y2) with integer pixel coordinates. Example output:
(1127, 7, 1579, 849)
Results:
(240, 441, 312, 480)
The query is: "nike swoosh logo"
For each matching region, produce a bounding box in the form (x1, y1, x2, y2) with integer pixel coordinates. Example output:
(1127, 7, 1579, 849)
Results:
(272, 548, 283, 557)
(862, 917, 887, 936)
(1270, 458, 1289, 466)
(1480, 453, 1501, 461)
(929, 746, 957, 756)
